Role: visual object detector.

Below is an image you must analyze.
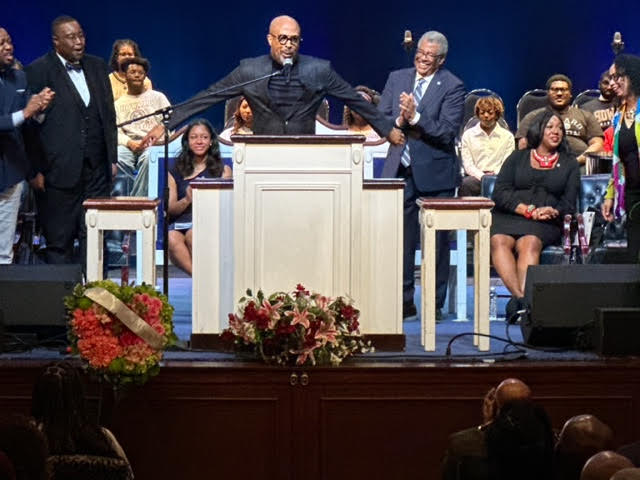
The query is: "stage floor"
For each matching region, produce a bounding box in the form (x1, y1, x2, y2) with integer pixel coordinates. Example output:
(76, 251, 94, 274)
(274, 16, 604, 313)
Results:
(1, 267, 600, 363)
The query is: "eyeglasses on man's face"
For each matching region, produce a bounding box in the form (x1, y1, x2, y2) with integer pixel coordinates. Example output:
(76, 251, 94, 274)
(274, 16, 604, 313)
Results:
(415, 49, 442, 60)
(270, 34, 302, 46)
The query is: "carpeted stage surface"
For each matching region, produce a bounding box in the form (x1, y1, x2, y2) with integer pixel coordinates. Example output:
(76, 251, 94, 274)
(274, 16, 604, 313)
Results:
(0, 273, 600, 364)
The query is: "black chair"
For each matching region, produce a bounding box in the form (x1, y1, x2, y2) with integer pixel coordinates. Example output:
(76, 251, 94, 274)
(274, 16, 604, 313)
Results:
(516, 89, 548, 128)
(573, 89, 600, 108)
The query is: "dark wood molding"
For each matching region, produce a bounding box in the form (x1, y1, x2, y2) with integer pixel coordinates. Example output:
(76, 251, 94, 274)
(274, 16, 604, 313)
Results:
(363, 179, 405, 190)
(82, 198, 161, 210)
(418, 196, 495, 210)
(190, 179, 234, 189)
(363, 333, 405, 351)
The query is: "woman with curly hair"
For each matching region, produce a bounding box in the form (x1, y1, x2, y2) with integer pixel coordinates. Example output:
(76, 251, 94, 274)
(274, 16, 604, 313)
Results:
(108, 38, 152, 100)
(603, 54, 640, 263)
(168, 119, 232, 275)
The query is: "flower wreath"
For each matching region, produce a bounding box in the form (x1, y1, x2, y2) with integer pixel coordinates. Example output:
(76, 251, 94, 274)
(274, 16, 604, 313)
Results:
(65, 280, 176, 386)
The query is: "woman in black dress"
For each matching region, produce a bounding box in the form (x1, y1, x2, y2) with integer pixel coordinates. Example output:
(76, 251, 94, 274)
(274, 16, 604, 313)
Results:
(490, 110, 580, 315)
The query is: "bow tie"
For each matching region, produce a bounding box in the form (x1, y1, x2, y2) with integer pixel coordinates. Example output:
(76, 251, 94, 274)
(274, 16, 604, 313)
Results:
(65, 62, 82, 72)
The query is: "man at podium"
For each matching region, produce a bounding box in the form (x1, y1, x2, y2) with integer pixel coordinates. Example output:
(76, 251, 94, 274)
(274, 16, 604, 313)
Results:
(143, 15, 404, 145)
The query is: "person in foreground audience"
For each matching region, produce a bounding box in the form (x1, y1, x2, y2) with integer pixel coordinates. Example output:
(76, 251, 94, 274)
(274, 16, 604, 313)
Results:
(580, 451, 634, 480)
(611, 468, 640, 480)
(602, 54, 640, 263)
(582, 70, 617, 130)
(490, 110, 579, 319)
(516, 74, 603, 168)
(442, 378, 532, 479)
(25, 15, 117, 267)
(0, 414, 48, 480)
(554, 414, 614, 480)
(114, 56, 170, 196)
(108, 38, 152, 101)
(442, 399, 554, 480)
(379, 29, 465, 321)
(486, 401, 555, 480)
(168, 119, 232, 275)
(343, 85, 381, 140)
(459, 97, 514, 196)
(31, 362, 132, 476)
(0, 27, 53, 264)
(219, 96, 253, 141)
(143, 15, 403, 146)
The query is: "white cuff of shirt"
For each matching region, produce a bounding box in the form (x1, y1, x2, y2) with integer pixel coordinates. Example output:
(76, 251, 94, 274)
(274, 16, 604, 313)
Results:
(12, 111, 25, 127)
(409, 111, 420, 125)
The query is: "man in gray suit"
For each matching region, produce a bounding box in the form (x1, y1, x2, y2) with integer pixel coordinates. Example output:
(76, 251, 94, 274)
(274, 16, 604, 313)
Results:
(144, 15, 404, 144)
(379, 31, 465, 319)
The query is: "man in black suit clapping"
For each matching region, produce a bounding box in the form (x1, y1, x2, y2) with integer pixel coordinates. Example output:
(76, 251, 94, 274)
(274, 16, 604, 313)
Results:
(25, 16, 117, 266)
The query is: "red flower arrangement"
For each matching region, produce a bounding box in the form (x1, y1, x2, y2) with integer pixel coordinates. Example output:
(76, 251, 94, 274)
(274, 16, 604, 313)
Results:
(65, 280, 176, 386)
(222, 284, 373, 366)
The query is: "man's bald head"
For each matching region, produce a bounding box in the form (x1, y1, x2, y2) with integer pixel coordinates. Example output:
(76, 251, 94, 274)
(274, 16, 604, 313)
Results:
(557, 415, 614, 456)
(495, 378, 531, 409)
(611, 468, 640, 480)
(269, 15, 300, 33)
(266, 15, 301, 65)
(581, 451, 634, 480)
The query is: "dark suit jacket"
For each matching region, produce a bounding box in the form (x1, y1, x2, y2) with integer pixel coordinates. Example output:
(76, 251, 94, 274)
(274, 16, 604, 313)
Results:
(25, 51, 116, 189)
(441, 426, 489, 480)
(0, 67, 30, 192)
(168, 54, 393, 136)
(379, 67, 465, 192)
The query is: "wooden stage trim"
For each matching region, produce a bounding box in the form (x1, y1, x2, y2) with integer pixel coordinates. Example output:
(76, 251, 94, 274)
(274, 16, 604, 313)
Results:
(3, 358, 640, 479)
(190, 333, 406, 351)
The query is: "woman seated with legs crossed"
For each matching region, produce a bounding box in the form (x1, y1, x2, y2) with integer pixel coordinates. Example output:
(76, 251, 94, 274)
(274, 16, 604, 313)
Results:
(490, 110, 580, 318)
(168, 119, 232, 275)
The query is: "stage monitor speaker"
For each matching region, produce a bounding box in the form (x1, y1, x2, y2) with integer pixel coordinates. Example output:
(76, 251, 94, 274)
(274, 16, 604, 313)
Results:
(0, 264, 83, 336)
(522, 264, 640, 347)
(593, 308, 640, 355)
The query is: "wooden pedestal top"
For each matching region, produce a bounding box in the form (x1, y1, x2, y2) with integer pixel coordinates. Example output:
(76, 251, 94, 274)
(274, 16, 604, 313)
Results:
(83, 197, 161, 210)
(417, 197, 494, 210)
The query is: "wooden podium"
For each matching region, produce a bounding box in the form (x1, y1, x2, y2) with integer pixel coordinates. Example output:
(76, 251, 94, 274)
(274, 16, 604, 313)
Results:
(191, 135, 404, 349)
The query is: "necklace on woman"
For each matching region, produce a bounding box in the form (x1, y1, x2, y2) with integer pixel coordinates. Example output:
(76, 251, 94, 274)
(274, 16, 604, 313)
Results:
(532, 149, 559, 169)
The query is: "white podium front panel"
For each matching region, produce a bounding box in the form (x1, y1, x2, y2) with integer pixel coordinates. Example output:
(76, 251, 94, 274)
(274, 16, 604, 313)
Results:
(233, 137, 363, 302)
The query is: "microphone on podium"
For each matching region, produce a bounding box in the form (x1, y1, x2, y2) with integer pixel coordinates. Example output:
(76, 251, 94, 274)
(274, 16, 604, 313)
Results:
(612, 31, 625, 55)
(402, 30, 415, 53)
(282, 58, 293, 84)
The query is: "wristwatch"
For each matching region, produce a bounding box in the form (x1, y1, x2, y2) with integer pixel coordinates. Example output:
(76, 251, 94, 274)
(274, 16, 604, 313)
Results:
(524, 204, 536, 219)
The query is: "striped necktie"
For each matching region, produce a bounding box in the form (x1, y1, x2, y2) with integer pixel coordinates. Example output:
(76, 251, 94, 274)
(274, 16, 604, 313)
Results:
(400, 77, 426, 167)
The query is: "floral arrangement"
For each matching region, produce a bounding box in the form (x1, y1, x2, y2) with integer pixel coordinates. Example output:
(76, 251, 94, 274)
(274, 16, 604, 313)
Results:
(221, 284, 374, 366)
(65, 280, 177, 386)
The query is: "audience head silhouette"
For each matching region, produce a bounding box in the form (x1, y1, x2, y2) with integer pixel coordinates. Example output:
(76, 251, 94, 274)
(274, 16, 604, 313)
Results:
(0, 413, 48, 480)
(485, 400, 554, 480)
(494, 377, 532, 410)
(580, 451, 634, 480)
(31, 362, 114, 457)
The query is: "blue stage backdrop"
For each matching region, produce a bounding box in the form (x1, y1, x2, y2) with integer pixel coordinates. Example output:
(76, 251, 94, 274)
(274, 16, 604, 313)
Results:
(3, 0, 639, 131)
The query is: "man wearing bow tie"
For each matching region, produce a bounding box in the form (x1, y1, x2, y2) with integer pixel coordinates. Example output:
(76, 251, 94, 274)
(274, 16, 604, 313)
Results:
(25, 16, 116, 266)
(0, 27, 54, 263)
(379, 31, 465, 320)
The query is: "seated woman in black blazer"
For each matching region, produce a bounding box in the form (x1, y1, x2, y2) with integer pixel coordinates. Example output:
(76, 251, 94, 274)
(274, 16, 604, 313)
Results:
(490, 110, 580, 318)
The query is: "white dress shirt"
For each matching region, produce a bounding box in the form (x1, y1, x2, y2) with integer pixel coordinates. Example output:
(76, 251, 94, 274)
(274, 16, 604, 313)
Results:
(460, 122, 515, 180)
